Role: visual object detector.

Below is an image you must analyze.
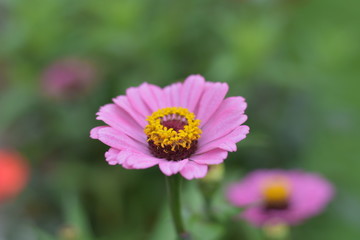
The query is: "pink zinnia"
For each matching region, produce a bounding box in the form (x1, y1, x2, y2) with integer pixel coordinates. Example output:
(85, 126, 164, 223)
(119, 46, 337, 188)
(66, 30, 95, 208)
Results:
(227, 169, 334, 226)
(91, 75, 249, 180)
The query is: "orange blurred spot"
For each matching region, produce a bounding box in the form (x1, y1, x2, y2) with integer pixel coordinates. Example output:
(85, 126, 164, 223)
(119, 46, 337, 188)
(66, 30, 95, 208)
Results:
(0, 149, 29, 203)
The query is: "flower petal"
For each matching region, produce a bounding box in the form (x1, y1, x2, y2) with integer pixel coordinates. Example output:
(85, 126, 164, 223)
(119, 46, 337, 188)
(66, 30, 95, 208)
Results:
(105, 148, 132, 165)
(96, 104, 146, 142)
(113, 95, 147, 127)
(117, 151, 131, 165)
(91, 126, 148, 154)
(191, 149, 228, 165)
(200, 97, 248, 145)
(105, 148, 120, 165)
(195, 82, 229, 127)
(125, 152, 161, 169)
(139, 83, 167, 111)
(163, 82, 182, 107)
(180, 161, 208, 180)
(197, 125, 250, 153)
(90, 126, 107, 139)
(159, 159, 189, 176)
(289, 171, 334, 220)
(241, 208, 269, 226)
(226, 181, 262, 207)
(122, 157, 135, 169)
(179, 75, 206, 112)
(126, 86, 152, 118)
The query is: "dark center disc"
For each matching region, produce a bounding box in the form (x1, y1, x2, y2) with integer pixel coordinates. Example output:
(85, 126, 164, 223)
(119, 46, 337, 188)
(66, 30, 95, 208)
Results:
(148, 140, 198, 161)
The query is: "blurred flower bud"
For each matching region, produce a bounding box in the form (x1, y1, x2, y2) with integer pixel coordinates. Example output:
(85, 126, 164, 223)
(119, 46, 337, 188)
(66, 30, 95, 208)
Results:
(263, 222, 289, 240)
(42, 57, 98, 100)
(58, 225, 78, 240)
(0, 149, 29, 203)
(201, 164, 225, 184)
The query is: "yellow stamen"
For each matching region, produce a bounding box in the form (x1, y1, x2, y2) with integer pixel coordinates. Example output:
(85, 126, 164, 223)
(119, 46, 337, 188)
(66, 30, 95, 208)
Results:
(144, 107, 202, 151)
(262, 177, 290, 204)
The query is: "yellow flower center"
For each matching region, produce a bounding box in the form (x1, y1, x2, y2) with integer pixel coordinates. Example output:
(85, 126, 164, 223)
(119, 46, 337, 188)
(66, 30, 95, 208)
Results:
(144, 107, 202, 152)
(262, 177, 291, 210)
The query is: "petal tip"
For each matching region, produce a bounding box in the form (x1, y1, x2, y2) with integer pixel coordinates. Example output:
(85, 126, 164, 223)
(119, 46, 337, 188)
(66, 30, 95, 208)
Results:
(90, 127, 102, 139)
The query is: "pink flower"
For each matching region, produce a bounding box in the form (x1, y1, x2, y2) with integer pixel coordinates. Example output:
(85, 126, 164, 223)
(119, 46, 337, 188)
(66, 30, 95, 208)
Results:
(42, 57, 97, 99)
(227, 169, 334, 226)
(91, 75, 249, 180)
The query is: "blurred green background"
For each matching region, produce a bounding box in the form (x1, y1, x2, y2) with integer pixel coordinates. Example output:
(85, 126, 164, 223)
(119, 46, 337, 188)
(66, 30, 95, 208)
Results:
(1, 0, 359, 239)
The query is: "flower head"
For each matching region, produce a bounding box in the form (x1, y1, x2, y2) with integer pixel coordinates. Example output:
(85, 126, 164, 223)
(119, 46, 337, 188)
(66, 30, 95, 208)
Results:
(91, 75, 249, 180)
(226, 169, 334, 226)
(42, 57, 97, 100)
(0, 149, 29, 203)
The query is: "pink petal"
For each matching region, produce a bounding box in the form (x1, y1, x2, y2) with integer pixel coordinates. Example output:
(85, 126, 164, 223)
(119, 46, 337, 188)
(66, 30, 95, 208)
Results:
(179, 75, 206, 112)
(241, 208, 269, 226)
(139, 83, 167, 111)
(197, 125, 250, 153)
(163, 82, 182, 107)
(96, 104, 146, 142)
(105, 148, 131, 165)
(289, 171, 334, 220)
(122, 159, 135, 169)
(226, 181, 262, 206)
(116, 151, 131, 165)
(195, 82, 229, 127)
(180, 161, 208, 180)
(90, 126, 107, 139)
(126, 86, 152, 118)
(91, 126, 148, 154)
(201, 97, 248, 145)
(191, 149, 228, 165)
(125, 152, 160, 169)
(158, 159, 189, 176)
(105, 148, 120, 165)
(113, 95, 147, 127)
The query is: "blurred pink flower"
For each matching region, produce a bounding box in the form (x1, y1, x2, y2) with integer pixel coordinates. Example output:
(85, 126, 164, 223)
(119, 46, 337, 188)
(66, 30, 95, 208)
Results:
(42, 58, 97, 99)
(227, 169, 334, 226)
(0, 149, 29, 203)
(91, 75, 249, 180)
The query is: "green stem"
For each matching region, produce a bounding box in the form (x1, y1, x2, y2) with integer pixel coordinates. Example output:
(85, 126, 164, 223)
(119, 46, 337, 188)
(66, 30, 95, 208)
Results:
(166, 174, 191, 240)
(198, 181, 219, 222)
(202, 193, 216, 222)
